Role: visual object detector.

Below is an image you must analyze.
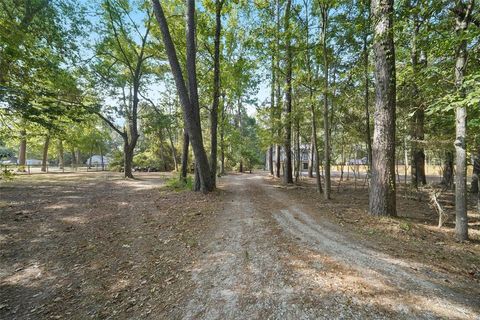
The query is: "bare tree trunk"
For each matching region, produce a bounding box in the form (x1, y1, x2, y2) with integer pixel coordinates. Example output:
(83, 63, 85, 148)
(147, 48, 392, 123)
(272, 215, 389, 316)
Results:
(181, 130, 189, 181)
(310, 99, 323, 193)
(441, 150, 454, 188)
(453, 0, 473, 241)
(308, 133, 314, 178)
(409, 10, 427, 188)
(369, 0, 397, 217)
(471, 146, 480, 193)
(275, 145, 281, 177)
(41, 134, 50, 172)
(295, 116, 300, 182)
(320, 4, 331, 199)
(210, 0, 224, 186)
(220, 94, 226, 175)
(363, 32, 373, 173)
(100, 145, 105, 171)
(152, 0, 213, 192)
(274, 0, 282, 179)
(269, 44, 275, 177)
(269, 146, 274, 175)
(58, 140, 64, 170)
(18, 128, 27, 171)
(124, 139, 134, 178)
(283, 0, 293, 184)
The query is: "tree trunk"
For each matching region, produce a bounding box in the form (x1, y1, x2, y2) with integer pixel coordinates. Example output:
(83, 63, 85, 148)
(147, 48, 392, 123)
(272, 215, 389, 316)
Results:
(471, 146, 480, 193)
(321, 5, 331, 199)
(283, 0, 293, 184)
(308, 134, 314, 178)
(275, 144, 281, 177)
(369, 0, 397, 217)
(41, 135, 50, 172)
(58, 140, 64, 170)
(409, 11, 427, 188)
(18, 128, 27, 171)
(220, 94, 226, 175)
(181, 130, 189, 181)
(269, 44, 275, 177)
(310, 95, 323, 193)
(210, 0, 224, 186)
(295, 116, 300, 182)
(100, 145, 105, 171)
(269, 146, 274, 175)
(152, 0, 213, 192)
(441, 150, 454, 188)
(274, 0, 282, 180)
(88, 145, 93, 168)
(363, 32, 373, 173)
(124, 139, 134, 179)
(453, 1, 472, 241)
(194, 162, 201, 191)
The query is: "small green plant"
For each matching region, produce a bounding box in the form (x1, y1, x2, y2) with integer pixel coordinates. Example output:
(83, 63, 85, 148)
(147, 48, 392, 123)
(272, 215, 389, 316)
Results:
(399, 221, 412, 232)
(0, 168, 15, 182)
(164, 176, 193, 191)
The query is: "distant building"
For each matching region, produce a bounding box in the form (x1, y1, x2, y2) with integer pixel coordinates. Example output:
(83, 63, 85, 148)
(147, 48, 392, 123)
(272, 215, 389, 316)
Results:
(25, 159, 42, 166)
(266, 145, 311, 172)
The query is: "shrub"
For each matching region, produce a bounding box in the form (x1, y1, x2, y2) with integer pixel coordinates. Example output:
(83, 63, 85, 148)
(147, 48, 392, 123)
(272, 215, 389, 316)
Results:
(164, 175, 193, 191)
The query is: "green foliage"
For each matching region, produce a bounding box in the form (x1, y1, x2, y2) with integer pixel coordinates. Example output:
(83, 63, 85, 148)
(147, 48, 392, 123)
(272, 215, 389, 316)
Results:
(164, 176, 194, 191)
(0, 167, 15, 182)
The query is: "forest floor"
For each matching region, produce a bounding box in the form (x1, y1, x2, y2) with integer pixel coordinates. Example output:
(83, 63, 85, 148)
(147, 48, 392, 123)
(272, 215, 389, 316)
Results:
(0, 171, 479, 319)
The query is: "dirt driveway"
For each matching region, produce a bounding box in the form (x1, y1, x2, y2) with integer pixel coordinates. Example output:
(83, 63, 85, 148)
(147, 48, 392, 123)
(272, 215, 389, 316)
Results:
(175, 173, 480, 320)
(1, 172, 479, 319)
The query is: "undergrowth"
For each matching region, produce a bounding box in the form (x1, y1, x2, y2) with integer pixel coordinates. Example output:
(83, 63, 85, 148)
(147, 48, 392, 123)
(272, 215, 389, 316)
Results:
(164, 176, 193, 191)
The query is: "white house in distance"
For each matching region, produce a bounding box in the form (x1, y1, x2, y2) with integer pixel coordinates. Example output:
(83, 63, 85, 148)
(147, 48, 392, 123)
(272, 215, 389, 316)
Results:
(85, 155, 110, 166)
(25, 159, 42, 166)
(266, 145, 310, 173)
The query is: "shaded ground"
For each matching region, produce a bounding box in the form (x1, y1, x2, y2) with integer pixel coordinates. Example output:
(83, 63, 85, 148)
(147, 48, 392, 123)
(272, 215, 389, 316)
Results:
(1, 171, 479, 319)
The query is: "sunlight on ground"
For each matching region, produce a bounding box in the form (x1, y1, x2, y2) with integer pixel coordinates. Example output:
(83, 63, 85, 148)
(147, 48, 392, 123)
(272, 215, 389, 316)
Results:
(59, 216, 87, 224)
(3, 264, 46, 287)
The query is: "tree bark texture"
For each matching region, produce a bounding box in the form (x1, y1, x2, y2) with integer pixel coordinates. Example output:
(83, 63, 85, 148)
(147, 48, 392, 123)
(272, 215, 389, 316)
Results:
(283, 0, 293, 184)
(409, 13, 427, 187)
(41, 134, 50, 172)
(18, 129, 27, 171)
(453, 0, 473, 241)
(441, 150, 454, 188)
(58, 140, 64, 170)
(210, 0, 224, 186)
(472, 146, 480, 193)
(181, 129, 189, 181)
(321, 5, 331, 199)
(369, 0, 397, 217)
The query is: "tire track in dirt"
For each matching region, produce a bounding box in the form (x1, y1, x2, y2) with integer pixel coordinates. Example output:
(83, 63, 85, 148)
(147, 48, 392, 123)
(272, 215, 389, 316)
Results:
(264, 181, 480, 319)
(181, 174, 319, 319)
(179, 173, 480, 320)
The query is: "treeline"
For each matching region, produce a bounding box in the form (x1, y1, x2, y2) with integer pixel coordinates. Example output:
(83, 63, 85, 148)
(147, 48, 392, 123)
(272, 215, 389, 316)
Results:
(0, 0, 479, 240)
(0, 0, 263, 181)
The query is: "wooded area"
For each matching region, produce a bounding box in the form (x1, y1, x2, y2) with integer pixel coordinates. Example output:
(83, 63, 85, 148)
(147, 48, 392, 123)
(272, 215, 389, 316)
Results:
(0, 0, 479, 318)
